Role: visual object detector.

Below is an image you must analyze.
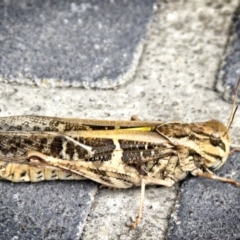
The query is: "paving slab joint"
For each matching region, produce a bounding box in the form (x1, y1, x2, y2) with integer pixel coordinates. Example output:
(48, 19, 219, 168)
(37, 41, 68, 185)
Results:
(215, 2, 240, 100)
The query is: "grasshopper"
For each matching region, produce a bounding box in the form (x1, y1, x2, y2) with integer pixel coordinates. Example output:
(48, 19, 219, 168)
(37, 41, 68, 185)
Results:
(0, 81, 239, 228)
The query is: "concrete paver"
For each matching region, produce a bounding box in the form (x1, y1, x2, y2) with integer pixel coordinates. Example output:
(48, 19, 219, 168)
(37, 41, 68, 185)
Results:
(0, 0, 155, 88)
(0, 181, 97, 240)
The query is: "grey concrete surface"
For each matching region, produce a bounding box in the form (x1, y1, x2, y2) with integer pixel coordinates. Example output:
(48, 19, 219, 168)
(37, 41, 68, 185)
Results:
(0, 181, 97, 240)
(0, 0, 155, 88)
(81, 186, 177, 240)
(0, 1, 240, 240)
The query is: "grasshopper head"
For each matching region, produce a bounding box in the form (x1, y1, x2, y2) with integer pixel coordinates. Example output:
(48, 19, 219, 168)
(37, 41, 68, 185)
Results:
(198, 120, 230, 171)
(200, 79, 240, 171)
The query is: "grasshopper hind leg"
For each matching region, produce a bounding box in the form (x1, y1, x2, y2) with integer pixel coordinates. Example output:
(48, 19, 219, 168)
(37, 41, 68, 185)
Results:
(131, 176, 175, 229)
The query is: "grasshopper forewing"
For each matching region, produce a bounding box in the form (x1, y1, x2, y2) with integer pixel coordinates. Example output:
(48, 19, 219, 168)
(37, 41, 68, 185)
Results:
(0, 80, 239, 228)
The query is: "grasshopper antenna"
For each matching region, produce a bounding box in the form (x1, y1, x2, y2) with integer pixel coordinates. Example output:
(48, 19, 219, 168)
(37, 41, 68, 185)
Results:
(226, 77, 240, 131)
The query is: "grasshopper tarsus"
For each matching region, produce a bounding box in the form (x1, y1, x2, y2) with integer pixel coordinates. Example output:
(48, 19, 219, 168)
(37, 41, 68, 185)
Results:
(229, 148, 240, 155)
(125, 215, 142, 229)
(224, 178, 240, 187)
(131, 216, 142, 229)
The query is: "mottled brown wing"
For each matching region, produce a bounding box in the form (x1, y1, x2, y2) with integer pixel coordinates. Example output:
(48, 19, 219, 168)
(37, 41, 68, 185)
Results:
(0, 115, 163, 131)
(0, 128, 170, 163)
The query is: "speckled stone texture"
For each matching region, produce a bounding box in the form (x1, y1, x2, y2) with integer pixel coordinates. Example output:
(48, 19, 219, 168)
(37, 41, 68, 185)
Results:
(0, 0, 155, 88)
(0, 181, 97, 240)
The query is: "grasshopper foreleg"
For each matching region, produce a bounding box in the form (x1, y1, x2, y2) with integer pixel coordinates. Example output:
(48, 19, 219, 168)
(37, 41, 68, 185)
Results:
(191, 169, 240, 187)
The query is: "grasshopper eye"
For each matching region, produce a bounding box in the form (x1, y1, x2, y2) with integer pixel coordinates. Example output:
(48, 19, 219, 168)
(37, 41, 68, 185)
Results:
(210, 132, 221, 146)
